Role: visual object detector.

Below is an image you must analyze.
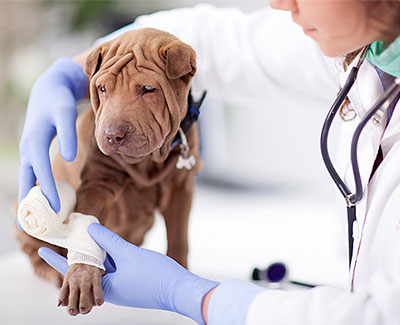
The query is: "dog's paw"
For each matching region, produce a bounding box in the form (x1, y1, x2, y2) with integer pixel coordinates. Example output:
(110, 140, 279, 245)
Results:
(58, 264, 105, 315)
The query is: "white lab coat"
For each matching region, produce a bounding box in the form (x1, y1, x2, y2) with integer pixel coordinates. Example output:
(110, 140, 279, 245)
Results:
(113, 4, 400, 324)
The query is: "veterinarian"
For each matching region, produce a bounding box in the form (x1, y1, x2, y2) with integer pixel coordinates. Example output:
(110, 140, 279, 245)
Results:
(20, 0, 400, 324)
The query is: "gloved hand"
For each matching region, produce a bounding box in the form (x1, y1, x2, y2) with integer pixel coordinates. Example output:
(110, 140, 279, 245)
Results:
(18, 57, 88, 216)
(38, 223, 219, 324)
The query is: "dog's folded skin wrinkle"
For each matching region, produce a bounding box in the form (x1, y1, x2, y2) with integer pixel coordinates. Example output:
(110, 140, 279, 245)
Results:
(17, 28, 200, 316)
(147, 108, 164, 147)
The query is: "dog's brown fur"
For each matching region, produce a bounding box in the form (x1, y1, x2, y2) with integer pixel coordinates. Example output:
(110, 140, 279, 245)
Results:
(15, 28, 201, 315)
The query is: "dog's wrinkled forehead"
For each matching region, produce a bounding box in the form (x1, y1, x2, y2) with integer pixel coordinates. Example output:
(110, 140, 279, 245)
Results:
(85, 28, 196, 85)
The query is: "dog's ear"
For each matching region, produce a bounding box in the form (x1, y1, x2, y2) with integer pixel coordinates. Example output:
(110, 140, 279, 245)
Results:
(84, 44, 109, 111)
(162, 42, 197, 81)
(85, 52, 102, 79)
(85, 44, 109, 79)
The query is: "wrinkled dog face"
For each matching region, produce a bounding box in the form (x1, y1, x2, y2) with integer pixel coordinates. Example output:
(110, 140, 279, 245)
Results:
(85, 28, 196, 163)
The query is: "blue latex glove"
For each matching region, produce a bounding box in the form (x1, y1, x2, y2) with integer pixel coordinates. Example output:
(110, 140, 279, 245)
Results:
(18, 57, 88, 216)
(38, 223, 219, 324)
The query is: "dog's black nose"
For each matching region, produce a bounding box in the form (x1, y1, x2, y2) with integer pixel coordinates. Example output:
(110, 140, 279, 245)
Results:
(104, 127, 127, 146)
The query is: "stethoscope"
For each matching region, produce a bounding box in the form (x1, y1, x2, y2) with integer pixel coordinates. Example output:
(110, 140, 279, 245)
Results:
(320, 47, 400, 267)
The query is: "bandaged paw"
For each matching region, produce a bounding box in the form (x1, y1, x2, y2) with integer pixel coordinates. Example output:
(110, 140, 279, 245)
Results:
(18, 182, 106, 270)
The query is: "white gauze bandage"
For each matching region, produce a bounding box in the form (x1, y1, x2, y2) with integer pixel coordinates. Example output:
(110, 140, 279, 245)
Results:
(18, 182, 106, 270)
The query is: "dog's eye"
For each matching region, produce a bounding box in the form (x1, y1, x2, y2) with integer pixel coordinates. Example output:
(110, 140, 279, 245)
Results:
(143, 86, 155, 94)
(98, 85, 107, 93)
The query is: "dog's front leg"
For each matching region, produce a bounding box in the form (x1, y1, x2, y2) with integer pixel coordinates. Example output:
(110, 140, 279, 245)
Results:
(161, 175, 194, 269)
(58, 148, 127, 315)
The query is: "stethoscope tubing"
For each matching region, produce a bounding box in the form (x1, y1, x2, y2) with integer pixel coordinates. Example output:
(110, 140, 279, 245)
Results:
(320, 66, 360, 204)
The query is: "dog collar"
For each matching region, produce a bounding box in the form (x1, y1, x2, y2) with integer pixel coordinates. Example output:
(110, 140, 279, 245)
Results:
(170, 90, 207, 151)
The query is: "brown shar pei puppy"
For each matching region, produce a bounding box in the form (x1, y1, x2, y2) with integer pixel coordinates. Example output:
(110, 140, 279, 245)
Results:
(15, 28, 201, 315)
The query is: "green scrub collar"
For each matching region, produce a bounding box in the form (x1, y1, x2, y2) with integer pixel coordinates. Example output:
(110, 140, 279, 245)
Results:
(366, 36, 400, 77)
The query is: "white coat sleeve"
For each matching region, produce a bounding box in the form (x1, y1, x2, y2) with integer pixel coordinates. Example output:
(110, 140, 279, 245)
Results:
(206, 277, 400, 324)
(96, 4, 339, 107)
